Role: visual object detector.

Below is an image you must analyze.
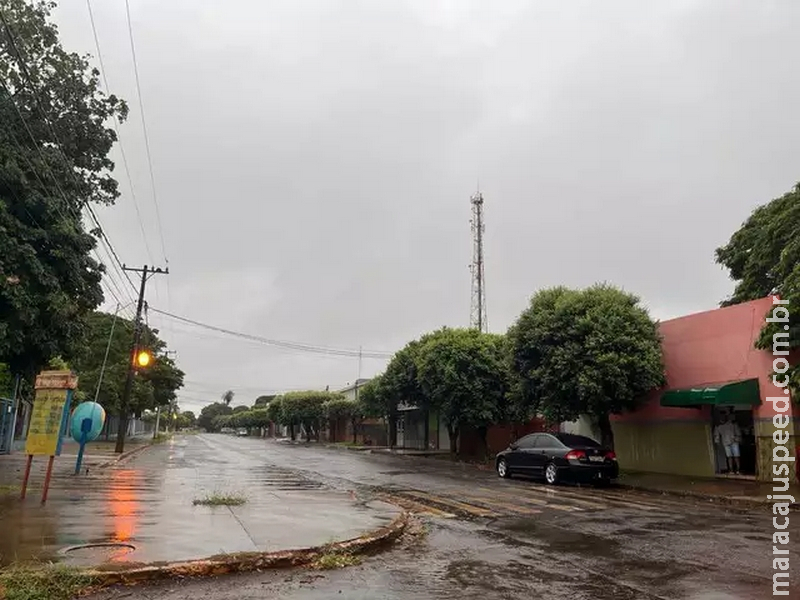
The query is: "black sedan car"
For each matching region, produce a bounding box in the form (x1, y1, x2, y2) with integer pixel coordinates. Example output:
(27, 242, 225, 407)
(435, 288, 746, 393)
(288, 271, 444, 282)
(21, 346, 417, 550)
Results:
(495, 432, 618, 485)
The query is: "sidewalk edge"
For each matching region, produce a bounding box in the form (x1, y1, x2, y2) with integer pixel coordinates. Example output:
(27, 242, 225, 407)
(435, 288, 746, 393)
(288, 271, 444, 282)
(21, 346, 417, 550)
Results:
(616, 482, 799, 510)
(95, 442, 154, 469)
(86, 510, 409, 588)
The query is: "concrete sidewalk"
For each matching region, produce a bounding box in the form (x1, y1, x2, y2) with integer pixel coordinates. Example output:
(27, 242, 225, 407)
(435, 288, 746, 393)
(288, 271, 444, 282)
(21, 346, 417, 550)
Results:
(618, 470, 800, 506)
(0, 435, 400, 569)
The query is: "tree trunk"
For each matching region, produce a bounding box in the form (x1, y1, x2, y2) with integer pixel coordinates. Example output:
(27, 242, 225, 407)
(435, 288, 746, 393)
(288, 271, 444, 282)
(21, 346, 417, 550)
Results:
(477, 425, 488, 460)
(448, 426, 458, 455)
(597, 412, 614, 450)
(423, 409, 430, 450)
(290, 423, 296, 441)
(352, 418, 358, 444)
(388, 407, 397, 449)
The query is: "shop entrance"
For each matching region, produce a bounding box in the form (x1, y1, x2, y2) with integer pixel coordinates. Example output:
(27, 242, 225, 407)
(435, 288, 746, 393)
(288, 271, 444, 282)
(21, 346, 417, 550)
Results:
(710, 406, 756, 478)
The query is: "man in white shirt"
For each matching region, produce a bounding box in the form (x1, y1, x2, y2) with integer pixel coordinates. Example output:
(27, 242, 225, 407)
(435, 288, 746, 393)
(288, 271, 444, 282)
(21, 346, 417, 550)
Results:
(713, 412, 742, 475)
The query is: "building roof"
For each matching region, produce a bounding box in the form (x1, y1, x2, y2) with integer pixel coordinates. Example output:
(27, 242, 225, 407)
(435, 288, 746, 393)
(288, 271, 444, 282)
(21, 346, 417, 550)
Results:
(337, 378, 371, 394)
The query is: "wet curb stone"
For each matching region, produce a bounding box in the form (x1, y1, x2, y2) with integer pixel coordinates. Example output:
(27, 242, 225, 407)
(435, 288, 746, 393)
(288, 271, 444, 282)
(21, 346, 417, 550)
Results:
(84, 510, 409, 590)
(95, 442, 155, 469)
(616, 482, 800, 510)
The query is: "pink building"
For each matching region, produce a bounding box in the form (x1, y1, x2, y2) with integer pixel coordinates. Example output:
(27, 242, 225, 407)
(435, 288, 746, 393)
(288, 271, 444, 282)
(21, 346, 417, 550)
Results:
(611, 296, 798, 482)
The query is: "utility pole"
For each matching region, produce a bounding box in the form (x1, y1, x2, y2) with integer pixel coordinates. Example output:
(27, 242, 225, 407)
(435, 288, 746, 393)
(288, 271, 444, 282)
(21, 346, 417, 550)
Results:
(469, 191, 487, 332)
(355, 346, 362, 403)
(115, 265, 168, 453)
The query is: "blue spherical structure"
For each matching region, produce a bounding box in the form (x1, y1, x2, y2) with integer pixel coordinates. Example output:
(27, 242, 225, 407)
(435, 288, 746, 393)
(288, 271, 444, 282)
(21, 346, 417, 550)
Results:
(70, 402, 106, 442)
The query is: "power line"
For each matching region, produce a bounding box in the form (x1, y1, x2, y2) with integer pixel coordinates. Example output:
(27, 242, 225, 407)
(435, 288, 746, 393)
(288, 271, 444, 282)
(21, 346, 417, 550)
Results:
(124, 0, 168, 265)
(148, 307, 394, 358)
(85, 0, 154, 265)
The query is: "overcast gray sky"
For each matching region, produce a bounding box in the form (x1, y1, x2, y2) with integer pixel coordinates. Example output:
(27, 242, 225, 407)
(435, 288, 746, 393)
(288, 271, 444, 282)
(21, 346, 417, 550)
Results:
(52, 0, 800, 413)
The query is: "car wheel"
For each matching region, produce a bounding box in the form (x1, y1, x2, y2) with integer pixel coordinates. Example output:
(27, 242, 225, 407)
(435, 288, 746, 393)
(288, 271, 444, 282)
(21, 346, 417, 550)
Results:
(544, 462, 559, 485)
(497, 458, 511, 478)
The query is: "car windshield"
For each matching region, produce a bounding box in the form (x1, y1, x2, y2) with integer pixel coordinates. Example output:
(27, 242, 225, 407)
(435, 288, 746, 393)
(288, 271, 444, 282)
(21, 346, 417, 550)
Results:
(556, 433, 601, 448)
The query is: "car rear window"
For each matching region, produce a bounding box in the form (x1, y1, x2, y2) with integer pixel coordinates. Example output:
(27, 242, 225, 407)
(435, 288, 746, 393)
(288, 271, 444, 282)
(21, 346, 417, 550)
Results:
(556, 433, 601, 447)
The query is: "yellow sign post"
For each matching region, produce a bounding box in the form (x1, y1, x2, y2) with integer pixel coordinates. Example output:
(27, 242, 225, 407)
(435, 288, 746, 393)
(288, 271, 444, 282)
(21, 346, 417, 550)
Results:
(20, 370, 78, 504)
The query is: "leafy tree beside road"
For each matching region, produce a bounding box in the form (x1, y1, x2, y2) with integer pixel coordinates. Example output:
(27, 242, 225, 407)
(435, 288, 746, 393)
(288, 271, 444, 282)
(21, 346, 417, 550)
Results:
(198, 402, 233, 432)
(716, 183, 800, 396)
(280, 391, 336, 441)
(69, 311, 184, 418)
(416, 328, 509, 454)
(507, 284, 665, 449)
(1, 0, 127, 386)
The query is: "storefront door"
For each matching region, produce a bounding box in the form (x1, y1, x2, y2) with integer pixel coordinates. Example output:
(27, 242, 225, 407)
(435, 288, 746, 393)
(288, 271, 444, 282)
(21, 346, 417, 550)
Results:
(710, 406, 756, 477)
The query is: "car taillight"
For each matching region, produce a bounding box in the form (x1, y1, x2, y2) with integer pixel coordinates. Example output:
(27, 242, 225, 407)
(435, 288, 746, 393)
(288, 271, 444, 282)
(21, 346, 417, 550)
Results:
(605, 451, 617, 461)
(565, 450, 586, 460)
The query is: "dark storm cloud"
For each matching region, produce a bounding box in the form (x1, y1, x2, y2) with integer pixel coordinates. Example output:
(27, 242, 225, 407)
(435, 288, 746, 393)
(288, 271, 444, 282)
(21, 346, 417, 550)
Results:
(53, 0, 800, 411)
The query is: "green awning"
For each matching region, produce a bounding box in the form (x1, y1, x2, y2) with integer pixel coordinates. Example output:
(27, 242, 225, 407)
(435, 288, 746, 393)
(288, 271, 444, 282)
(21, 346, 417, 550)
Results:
(660, 378, 761, 407)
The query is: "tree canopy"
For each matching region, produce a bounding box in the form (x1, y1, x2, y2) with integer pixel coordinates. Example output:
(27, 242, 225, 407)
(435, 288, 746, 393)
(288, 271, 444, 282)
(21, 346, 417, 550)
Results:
(280, 390, 337, 441)
(0, 0, 128, 380)
(507, 284, 665, 449)
(415, 328, 509, 453)
(716, 183, 800, 395)
(68, 311, 184, 416)
(197, 402, 233, 432)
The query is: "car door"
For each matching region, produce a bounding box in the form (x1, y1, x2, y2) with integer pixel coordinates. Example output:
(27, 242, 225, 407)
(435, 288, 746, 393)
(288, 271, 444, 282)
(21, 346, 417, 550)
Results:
(531, 434, 561, 476)
(510, 434, 540, 474)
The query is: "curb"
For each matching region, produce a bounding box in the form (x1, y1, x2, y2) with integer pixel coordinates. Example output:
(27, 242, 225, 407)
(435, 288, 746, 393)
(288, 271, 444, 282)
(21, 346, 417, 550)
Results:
(95, 442, 154, 469)
(85, 510, 409, 589)
(615, 482, 800, 510)
(324, 444, 388, 452)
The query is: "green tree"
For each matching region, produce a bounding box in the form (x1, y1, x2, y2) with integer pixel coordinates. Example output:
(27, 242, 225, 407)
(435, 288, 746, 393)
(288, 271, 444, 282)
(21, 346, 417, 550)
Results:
(415, 328, 509, 455)
(232, 405, 249, 414)
(68, 311, 184, 417)
(254, 394, 275, 408)
(281, 391, 332, 441)
(0, 0, 127, 384)
(175, 410, 195, 430)
(715, 183, 800, 396)
(266, 396, 282, 425)
(507, 284, 665, 449)
(323, 396, 355, 443)
(221, 390, 234, 406)
(198, 402, 233, 432)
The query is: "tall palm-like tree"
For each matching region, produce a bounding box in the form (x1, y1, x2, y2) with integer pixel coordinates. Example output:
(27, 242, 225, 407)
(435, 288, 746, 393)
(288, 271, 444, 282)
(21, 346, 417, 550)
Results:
(222, 390, 235, 406)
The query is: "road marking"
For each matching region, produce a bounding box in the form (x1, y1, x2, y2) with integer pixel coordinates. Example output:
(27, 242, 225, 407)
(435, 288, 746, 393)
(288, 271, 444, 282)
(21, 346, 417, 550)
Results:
(460, 494, 543, 515)
(379, 493, 455, 518)
(402, 490, 499, 517)
(478, 487, 583, 512)
(517, 486, 611, 510)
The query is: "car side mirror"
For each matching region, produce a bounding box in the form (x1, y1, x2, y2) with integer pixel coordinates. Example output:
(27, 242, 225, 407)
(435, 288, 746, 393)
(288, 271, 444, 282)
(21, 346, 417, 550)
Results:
(509, 442, 518, 450)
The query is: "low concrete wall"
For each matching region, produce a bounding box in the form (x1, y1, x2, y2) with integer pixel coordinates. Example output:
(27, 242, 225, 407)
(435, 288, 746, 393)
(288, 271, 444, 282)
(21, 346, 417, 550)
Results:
(613, 419, 715, 478)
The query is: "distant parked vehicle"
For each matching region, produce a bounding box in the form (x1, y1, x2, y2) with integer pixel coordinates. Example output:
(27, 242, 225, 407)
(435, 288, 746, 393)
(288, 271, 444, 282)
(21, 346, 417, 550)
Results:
(495, 432, 618, 486)
(236, 428, 248, 437)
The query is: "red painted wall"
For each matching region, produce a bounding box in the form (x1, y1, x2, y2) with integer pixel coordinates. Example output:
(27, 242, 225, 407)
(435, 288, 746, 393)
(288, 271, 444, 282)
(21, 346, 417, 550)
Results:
(614, 296, 795, 422)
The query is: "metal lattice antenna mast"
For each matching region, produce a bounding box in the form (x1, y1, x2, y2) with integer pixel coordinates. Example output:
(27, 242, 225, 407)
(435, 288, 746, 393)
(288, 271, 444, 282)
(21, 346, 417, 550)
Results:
(469, 191, 487, 332)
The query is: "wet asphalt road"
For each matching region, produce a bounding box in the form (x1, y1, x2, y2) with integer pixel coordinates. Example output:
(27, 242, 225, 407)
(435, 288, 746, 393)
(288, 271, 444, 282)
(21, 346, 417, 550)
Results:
(90, 434, 799, 600)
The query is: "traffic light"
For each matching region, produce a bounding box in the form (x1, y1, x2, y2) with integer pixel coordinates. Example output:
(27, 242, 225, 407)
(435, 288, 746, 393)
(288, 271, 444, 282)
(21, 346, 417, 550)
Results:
(135, 350, 153, 368)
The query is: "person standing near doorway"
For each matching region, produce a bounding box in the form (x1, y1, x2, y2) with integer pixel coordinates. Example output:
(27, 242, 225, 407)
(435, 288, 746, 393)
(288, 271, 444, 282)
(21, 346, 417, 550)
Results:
(713, 412, 742, 475)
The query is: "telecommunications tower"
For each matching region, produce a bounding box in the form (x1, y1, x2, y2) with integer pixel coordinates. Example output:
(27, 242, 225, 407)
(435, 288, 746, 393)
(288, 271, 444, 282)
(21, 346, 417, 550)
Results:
(469, 191, 487, 332)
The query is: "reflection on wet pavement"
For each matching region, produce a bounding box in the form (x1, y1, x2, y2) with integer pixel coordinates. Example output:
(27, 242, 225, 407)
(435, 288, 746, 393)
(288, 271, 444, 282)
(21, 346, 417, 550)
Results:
(0, 435, 399, 567)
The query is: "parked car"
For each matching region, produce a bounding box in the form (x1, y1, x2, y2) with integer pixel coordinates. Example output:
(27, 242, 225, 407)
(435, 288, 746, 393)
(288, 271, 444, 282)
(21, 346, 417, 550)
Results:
(236, 428, 248, 437)
(495, 432, 618, 486)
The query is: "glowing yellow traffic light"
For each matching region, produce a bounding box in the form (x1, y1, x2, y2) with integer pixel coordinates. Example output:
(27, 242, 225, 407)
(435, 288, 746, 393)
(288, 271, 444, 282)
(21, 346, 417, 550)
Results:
(135, 350, 152, 368)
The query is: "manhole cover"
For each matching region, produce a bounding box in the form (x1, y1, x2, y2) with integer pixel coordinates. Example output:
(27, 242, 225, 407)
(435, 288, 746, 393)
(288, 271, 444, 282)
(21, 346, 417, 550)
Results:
(60, 543, 136, 563)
